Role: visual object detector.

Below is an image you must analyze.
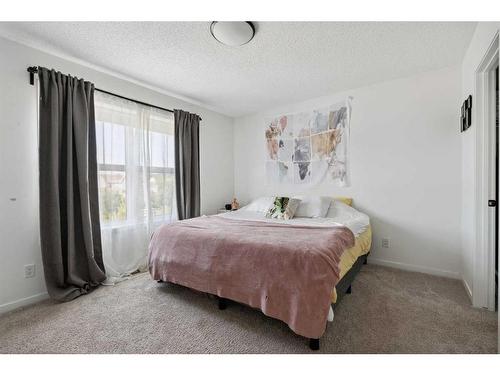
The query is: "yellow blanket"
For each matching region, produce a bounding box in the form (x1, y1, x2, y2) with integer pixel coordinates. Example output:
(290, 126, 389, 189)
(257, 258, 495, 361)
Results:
(331, 225, 372, 303)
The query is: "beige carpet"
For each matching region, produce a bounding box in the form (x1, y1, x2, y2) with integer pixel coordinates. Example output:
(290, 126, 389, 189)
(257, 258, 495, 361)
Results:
(0, 264, 497, 354)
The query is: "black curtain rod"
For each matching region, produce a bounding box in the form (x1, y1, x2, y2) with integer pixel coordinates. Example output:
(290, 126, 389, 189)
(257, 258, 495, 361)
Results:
(27, 66, 202, 120)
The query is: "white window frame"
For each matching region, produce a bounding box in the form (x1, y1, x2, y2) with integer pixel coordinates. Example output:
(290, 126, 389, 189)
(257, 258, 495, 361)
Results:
(96, 123, 175, 229)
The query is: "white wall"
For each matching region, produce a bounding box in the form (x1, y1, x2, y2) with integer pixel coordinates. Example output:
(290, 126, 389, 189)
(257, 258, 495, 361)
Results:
(0, 36, 234, 312)
(234, 66, 462, 279)
(460, 23, 500, 303)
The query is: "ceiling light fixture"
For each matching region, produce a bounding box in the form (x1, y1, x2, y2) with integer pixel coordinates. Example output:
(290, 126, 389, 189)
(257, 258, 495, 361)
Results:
(210, 22, 255, 46)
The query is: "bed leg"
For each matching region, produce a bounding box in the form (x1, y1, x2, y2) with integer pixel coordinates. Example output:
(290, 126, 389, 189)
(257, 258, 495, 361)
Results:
(309, 338, 320, 351)
(363, 257, 368, 265)
(346, 285, 352, 294)
(218, 297, 228, 310)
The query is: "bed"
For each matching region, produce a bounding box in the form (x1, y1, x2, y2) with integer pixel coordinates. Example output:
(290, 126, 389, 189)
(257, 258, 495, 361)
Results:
(148, 197, 371, 351)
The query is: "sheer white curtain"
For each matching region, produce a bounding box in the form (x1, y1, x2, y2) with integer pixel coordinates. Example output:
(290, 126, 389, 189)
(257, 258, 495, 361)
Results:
(94, 91, 177, 284)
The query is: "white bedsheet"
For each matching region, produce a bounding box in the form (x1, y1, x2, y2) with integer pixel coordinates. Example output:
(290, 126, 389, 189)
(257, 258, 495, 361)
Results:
(218, 202, 370, 237)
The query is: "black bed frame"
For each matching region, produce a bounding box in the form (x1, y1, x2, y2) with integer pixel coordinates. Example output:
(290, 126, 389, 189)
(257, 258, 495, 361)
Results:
(159, 252, 370, 351)
(307, 252, 369, 351)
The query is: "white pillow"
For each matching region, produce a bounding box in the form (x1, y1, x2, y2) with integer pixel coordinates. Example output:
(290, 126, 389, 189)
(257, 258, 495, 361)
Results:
(241, 196, 275, 213)
(326, 200, 370, 236)
(293, 196, 332, 218)
(326, 200, 356, 218)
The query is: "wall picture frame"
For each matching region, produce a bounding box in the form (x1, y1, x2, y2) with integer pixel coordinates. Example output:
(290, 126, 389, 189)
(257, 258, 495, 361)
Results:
(460, 95, 472, 132)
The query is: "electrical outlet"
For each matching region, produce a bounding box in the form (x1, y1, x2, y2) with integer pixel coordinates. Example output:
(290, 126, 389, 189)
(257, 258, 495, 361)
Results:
(24, 264, 35, 278)
(381, 238, 390, 248)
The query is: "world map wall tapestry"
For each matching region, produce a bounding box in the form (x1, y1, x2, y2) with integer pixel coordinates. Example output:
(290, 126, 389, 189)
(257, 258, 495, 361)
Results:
(265, 97, 352, 187)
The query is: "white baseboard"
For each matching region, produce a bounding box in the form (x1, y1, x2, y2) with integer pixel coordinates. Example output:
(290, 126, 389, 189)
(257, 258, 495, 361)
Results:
(368, 257, 461, 279)
(462, 278, 473, 303)
(0, 292, 49, 315)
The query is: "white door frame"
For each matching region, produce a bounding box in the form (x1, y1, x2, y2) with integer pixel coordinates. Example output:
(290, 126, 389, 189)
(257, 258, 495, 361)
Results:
(474, 32, 499, 310)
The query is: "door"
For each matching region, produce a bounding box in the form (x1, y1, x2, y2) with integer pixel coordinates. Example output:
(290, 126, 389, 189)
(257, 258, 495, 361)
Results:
(496, 65, 499, 311)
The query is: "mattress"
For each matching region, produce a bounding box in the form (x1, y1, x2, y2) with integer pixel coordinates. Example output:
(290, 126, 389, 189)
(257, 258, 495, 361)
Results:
(330, 225, 372, 303)
(218, 203, 372, 304)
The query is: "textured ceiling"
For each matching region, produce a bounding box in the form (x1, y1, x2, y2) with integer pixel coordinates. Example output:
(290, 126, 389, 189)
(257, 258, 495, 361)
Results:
(0, 22, 476, 117)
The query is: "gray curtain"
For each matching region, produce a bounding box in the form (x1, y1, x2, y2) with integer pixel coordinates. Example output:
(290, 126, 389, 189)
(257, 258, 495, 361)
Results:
(174, 109, 201, 220)
(38, 67, 106, 302)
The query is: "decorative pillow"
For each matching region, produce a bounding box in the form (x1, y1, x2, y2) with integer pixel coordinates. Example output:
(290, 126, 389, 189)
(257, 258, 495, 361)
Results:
(293, 196, 332, 218)
(241, 196, 275, 213)
(265, 197, 301, 220)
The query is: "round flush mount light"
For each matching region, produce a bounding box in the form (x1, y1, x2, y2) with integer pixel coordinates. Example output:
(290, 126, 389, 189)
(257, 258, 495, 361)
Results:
(210, 22, 255, 46)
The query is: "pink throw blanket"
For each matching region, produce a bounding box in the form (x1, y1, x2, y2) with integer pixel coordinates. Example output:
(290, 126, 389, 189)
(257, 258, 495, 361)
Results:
(148, 215, 355, 338)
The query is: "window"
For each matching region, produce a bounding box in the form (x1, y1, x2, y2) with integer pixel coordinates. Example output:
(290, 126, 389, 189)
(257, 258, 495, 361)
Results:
(94, 91, 176, 281)
(96, 121, 127, 222)
(149, 129, 176, 219)
(95, 92, 176, 227)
